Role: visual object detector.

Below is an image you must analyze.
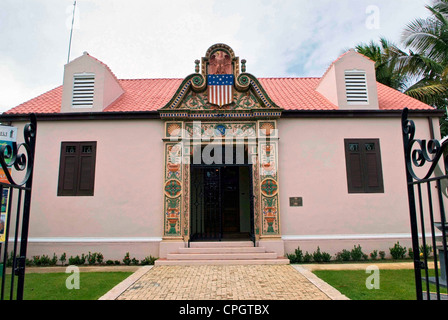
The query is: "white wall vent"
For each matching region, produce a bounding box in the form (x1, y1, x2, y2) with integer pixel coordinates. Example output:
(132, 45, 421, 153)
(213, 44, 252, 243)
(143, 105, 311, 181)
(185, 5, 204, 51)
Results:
(72, 74, 95, 108)
(345, 70, 368, 104)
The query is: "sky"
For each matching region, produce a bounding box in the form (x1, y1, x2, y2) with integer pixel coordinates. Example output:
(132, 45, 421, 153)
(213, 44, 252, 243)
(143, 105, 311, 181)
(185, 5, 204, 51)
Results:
(0, 0, 431, 113)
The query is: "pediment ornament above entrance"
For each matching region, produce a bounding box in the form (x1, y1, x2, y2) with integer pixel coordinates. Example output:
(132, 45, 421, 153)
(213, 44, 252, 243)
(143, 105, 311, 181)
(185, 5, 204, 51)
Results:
(160, 44, 282, 119)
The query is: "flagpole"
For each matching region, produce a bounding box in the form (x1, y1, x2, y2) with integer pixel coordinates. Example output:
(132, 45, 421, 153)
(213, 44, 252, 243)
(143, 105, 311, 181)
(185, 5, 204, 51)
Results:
(67, 1, 77, 64)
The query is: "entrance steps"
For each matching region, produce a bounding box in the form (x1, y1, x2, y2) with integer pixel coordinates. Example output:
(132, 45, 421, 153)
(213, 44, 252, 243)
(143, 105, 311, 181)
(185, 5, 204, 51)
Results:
(155, 241, 289, 266)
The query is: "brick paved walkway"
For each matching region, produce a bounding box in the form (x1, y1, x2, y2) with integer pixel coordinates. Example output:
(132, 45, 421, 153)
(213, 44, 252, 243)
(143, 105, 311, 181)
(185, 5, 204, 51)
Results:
(110, 265, 345, 300)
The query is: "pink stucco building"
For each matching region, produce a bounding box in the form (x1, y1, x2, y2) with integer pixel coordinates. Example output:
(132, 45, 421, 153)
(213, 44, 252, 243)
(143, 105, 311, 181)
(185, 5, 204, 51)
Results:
(1, 44, 442, 264)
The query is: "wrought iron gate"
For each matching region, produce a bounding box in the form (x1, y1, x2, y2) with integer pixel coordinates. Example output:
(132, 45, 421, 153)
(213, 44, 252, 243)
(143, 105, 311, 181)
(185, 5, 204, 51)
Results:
(190, 164, 255, 245)
(0, 115, 36, 300)
(402, 108, 448, 300)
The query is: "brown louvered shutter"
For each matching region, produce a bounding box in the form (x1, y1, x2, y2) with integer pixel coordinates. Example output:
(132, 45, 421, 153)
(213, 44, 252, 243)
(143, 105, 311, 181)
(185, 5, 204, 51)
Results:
(363, 141, 384, 193)
(76, 143, 96, 196)
(58, 143, 79, 196)
(345, 141, 364, 193)
(58, 142, 97, 196)
(345, 139, 384, 194)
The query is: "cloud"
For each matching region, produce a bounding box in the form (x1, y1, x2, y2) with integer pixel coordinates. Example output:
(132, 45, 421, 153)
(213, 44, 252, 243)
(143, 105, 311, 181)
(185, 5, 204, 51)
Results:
(0, 0, 431, 112)
(69, 0, 243, 78)
(0, 58, 55, 110)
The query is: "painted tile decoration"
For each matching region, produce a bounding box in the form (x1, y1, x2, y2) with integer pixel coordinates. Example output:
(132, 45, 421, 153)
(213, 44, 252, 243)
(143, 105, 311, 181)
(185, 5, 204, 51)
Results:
(163, 142, 183, 237)
(184, 122, 257, 139)
(259, 139, 280, 236)
(260, 178, 278, 197)
(163, 120, 281, 240)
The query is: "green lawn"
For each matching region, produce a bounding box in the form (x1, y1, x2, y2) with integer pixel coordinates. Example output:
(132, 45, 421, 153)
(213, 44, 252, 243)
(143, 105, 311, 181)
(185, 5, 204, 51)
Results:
(313, 269, 447, 300)
(1, 272, 133, 300)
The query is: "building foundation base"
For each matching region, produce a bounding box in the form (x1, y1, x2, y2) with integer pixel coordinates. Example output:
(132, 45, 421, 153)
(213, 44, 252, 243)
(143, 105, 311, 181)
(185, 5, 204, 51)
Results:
(159, 240, 186, 259)
(257, 238, 285, 258)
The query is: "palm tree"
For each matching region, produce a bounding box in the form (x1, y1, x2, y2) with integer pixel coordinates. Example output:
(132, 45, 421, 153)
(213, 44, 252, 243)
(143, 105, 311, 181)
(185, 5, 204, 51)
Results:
(355, 37, 408, 91)
(401, 0, 448, 108)
(357, 1, 448, 136)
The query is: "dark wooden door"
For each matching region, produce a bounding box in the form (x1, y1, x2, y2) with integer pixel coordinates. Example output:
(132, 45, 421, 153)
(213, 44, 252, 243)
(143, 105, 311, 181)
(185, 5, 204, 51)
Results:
(221, 166, 240, 233)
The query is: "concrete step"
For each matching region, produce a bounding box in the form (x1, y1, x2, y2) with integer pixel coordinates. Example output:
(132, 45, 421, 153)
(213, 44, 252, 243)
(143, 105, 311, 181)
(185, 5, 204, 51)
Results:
(154, 258, 290, 266)
(166, 252, 277, 260)
(178, 247, 267, 254)
(156, 241, 289, 266)
(189, 241, 254, 248)
(167, 252, 278, 260)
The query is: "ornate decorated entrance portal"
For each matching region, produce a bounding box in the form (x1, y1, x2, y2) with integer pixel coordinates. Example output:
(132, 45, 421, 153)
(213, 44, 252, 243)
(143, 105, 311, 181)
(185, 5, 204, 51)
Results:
(159, 44, 283, 249)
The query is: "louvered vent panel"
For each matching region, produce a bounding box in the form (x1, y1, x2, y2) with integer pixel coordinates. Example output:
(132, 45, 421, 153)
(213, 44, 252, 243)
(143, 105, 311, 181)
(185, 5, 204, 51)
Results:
(72, 74, 95, 107)
(345, 71, 368, 103)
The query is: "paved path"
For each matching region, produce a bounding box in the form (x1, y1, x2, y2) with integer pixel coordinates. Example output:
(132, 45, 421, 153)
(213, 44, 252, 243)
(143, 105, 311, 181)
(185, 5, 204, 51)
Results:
(100, 265, 349, 300)
(301, 261, 420, 271)
(21, 262, 419, 301)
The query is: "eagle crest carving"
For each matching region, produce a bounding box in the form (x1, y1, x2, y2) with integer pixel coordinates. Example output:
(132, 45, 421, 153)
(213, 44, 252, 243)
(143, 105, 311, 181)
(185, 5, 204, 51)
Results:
(209, 51, 232, 75)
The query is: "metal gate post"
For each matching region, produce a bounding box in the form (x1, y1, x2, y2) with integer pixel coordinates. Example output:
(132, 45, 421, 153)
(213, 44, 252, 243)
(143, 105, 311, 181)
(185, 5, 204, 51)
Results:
(402, 108, 448, 300)
(402, 109, 423, 300)
(16, 120, 36, 300)
(0, 114, 37, 300)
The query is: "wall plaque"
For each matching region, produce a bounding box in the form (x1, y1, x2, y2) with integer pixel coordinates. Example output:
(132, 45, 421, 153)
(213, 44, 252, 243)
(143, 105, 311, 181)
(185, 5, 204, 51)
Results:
(290, 197, 303, 207)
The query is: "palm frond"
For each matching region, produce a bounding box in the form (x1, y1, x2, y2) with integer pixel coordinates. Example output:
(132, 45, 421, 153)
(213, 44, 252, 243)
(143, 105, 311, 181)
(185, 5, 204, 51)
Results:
(405, 80, 448, 105)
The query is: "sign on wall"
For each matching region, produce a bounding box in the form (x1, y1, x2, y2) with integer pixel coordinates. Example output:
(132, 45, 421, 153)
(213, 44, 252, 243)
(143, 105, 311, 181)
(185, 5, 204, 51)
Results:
(0, 125, 17, 243)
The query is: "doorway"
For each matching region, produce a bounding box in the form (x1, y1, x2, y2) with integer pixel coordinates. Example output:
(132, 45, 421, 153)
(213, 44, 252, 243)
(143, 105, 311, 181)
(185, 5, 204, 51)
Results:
(190, 165, 254, 243)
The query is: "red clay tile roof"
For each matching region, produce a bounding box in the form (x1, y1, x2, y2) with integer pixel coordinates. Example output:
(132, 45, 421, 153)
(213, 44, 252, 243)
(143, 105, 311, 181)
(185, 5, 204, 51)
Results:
(5, 77, 434, 114)
(104, 79, 183, 112)
(376, 82, 432, 110)
(260, 78, 338, 110)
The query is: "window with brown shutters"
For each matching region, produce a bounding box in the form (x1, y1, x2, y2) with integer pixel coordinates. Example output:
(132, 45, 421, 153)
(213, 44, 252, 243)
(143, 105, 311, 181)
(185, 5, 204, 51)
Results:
(58, 142, 97, 196)
(344, 139, 384, 193)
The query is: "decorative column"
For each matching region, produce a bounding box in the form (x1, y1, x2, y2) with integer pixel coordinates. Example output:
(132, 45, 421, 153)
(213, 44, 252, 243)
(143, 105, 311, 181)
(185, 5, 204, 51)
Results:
(249, 143, 261, 240)
(257, 120, 282, 243)
(162, 122, 184, 240)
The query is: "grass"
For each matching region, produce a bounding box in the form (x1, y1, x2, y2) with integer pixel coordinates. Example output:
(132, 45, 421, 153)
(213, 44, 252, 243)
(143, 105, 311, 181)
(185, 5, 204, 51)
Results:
(1, 272, 133, 300)
(313, 269, 447, 300)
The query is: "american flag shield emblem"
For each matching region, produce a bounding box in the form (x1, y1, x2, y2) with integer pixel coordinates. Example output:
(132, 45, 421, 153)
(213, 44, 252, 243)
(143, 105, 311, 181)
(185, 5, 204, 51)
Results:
(207, 74, 234, 106)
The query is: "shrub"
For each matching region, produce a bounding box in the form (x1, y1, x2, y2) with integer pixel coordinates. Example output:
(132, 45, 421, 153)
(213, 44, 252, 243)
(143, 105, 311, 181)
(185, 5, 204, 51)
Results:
(114, 260, 121, 265)
(32, 255, 41, 266)
(60, 253, 67, 266)
(106, 260, 114, 265)
(286, 247, 303, 263)
(294, 247, 304, 263)
(50, 253, 58, 266)
(69, 254, 86, 265)
(131, 258, 140, 265)
(321, 252, 332, 262)
(41, 255, 52, 266)
(389, 242, 407, 260)
(370, 250, 378, 260)
(335, 249, 351, 262)
(379, 251, 386, 260)
(420, 244, 433, 258)
(303, 252, 313, 263)
(96, 252, 104, 264)
(88, 252, 97, 265)
(409, 244, 433, 259)
(408, 248, 414, 259)
(350, 245, 366, 261)
(31, 254, 53, 266)
(312, 247, 323, 263)
(6, 252, 16, 267)
(141, 255, 158, 265)
(123, 252, 131, 266)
